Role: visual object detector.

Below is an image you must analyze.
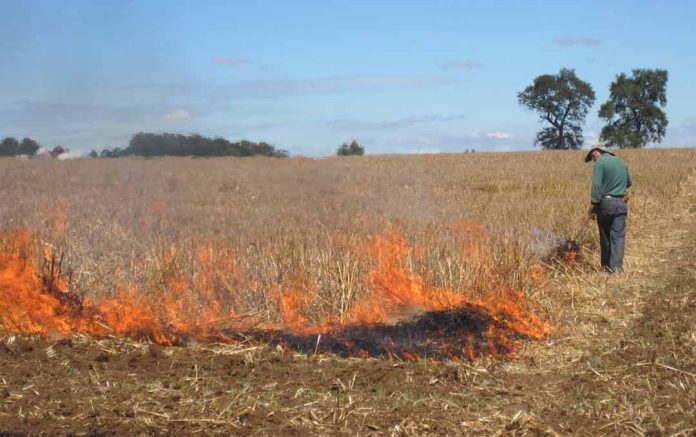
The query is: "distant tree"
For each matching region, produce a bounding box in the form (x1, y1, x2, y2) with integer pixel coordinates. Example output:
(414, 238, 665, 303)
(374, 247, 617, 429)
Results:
(599, 69, 668, 148)
(89, 133, 288, 158)
(518, 68, 595, 150)
(125, 133, 287, 157)
(273, 148, 289, 158)
(0, 137, 42, 156)
(18, 137, 40, 156)
(88, 150, 99, 158)
(336, 140, 365, 156)
(0, 137, 20, 156)
(49, 146, 67, 158)
(100, 147, 124, 158)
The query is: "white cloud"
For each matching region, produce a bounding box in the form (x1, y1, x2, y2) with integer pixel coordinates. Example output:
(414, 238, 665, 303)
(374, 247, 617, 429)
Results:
(554, 36, 602, 47)
(382, 131, 528, 155)
(484, 131, 512, 139)
(408, 148, 441, 154)
(162, 109, 192, 123)
(440, 60, 483, 70)
(211, 56, 247, 66)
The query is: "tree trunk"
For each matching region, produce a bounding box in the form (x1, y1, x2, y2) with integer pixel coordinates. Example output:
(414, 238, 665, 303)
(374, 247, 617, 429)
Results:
(558, 125, 565, 149)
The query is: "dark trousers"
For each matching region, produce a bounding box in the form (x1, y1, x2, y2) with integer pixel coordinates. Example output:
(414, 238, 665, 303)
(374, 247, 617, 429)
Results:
(597, 197, 628, 272)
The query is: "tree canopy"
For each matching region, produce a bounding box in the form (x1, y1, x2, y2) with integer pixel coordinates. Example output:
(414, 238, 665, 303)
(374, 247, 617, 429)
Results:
(0, 137, 42, 156)
(98, 133, 288, 158)
(599, 69, 668, 148)
(336, 140, 365, 156)
(518, 69, 596, 150)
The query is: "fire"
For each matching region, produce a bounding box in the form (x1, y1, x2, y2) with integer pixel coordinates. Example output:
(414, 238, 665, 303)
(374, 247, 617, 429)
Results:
(0, 226, 553, 361)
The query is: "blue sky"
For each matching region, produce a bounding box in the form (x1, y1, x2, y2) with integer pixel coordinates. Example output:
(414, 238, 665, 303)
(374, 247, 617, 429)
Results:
(1, 0, 695, 156)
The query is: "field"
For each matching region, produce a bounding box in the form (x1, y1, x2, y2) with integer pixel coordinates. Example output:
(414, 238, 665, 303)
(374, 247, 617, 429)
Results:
(1, 148, 695, 435)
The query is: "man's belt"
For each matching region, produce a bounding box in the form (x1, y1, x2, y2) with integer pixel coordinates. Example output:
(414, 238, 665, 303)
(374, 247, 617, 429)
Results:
(602, 195, 624, 199)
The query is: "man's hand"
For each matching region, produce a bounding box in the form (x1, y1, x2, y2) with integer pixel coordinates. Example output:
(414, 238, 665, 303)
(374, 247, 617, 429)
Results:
(588, 204, 598, 219)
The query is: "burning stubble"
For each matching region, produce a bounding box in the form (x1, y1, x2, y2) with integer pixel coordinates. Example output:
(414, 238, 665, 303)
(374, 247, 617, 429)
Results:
(0, 226, 551, 361)
(3, 149, 694, 361)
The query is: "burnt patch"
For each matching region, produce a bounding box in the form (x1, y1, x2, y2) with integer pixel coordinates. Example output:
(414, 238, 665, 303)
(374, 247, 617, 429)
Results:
(233, 304, 521, 361)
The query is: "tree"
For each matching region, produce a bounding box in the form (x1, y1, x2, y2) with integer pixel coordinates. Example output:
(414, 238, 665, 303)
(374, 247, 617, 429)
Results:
(336, 140, 365, 156)
(599, 69, 668, 148)
(49, 146, 67, 158)
(125, 132, 288, 157)
(100, 147, 124, 158)
(0, 137, 42, 156)
(0, 137, 20, 156)
(518, 69, 595, 149)
(18, 138, 40, 156)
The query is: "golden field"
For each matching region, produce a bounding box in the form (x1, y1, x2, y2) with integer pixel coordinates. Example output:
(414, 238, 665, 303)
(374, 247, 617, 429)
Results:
(0, 149, 689, 301)
(0, 148, 695, 434)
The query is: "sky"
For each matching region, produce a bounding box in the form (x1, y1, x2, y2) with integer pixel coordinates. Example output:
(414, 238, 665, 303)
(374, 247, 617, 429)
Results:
(1, 0, 695, 156)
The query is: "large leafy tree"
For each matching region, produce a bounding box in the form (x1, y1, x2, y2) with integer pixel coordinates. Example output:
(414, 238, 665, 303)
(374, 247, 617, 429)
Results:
(599, 69, 668, 148)
(518, 69, 595, 149)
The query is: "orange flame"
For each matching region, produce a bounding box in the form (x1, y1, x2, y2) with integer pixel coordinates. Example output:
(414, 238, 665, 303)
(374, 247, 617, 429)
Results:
(0, 230, 242, 344)
(0, 226, 553, 360)
(345, 231, 551, 342)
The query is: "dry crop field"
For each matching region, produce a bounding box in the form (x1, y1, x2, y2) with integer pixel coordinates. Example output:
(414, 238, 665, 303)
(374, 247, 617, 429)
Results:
(0, 148, 695, 435)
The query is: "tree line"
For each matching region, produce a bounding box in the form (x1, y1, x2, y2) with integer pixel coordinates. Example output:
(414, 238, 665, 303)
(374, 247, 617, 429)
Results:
(93, 133, 288, 158)
(0, 137, 69, 158)
(1, 132, 364, 159)
(518, 68, 668, 150)
(0, 137, 41, 156)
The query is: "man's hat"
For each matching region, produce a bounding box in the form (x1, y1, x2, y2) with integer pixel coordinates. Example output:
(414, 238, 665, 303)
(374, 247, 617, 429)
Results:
(585, 145, 615, 162)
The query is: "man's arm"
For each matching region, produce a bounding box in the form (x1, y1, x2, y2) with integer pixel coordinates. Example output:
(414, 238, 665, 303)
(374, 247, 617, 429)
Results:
(626, 166, 633, 189)
(591, 161, 603, 205)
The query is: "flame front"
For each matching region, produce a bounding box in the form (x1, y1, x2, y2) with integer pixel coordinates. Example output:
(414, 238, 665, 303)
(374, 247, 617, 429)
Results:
(0, 227, 552, 360)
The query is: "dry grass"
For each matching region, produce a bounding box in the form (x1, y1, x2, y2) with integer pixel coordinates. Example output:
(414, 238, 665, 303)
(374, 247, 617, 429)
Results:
(0, 149, 692, 317)
(0, 148, 695, 434)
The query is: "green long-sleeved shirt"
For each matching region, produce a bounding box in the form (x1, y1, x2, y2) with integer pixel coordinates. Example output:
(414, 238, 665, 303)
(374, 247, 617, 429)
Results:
(591, 154, 632, 204)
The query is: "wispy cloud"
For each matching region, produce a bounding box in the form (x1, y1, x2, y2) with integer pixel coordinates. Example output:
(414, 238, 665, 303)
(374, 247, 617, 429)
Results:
(328, 114, 466, 131)
(384, 130, 528, 154)
(408, 147, 442, 154)
(0, 102, 143, 149)
(483, 131, 512, 139)
(211, 56, 247, 66)
(440, 60, 483, 70)
(554, 36, 602, 47)
(113, 75, 455, 102)
(162, 109, 192, 123)
(235, 75, 453, 98)
(0, 101, 203, 150)
(2, 102, 147, 125)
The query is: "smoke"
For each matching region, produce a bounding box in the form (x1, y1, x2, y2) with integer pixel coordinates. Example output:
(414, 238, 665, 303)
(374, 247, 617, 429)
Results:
(528, 227, 569, 261)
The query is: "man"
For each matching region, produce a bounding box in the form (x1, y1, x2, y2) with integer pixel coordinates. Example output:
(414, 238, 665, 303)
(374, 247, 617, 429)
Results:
(585, 145, 632, 273)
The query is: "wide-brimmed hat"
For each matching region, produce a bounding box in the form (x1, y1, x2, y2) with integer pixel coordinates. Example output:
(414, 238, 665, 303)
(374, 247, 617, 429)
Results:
(585, 145, 615, 162)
